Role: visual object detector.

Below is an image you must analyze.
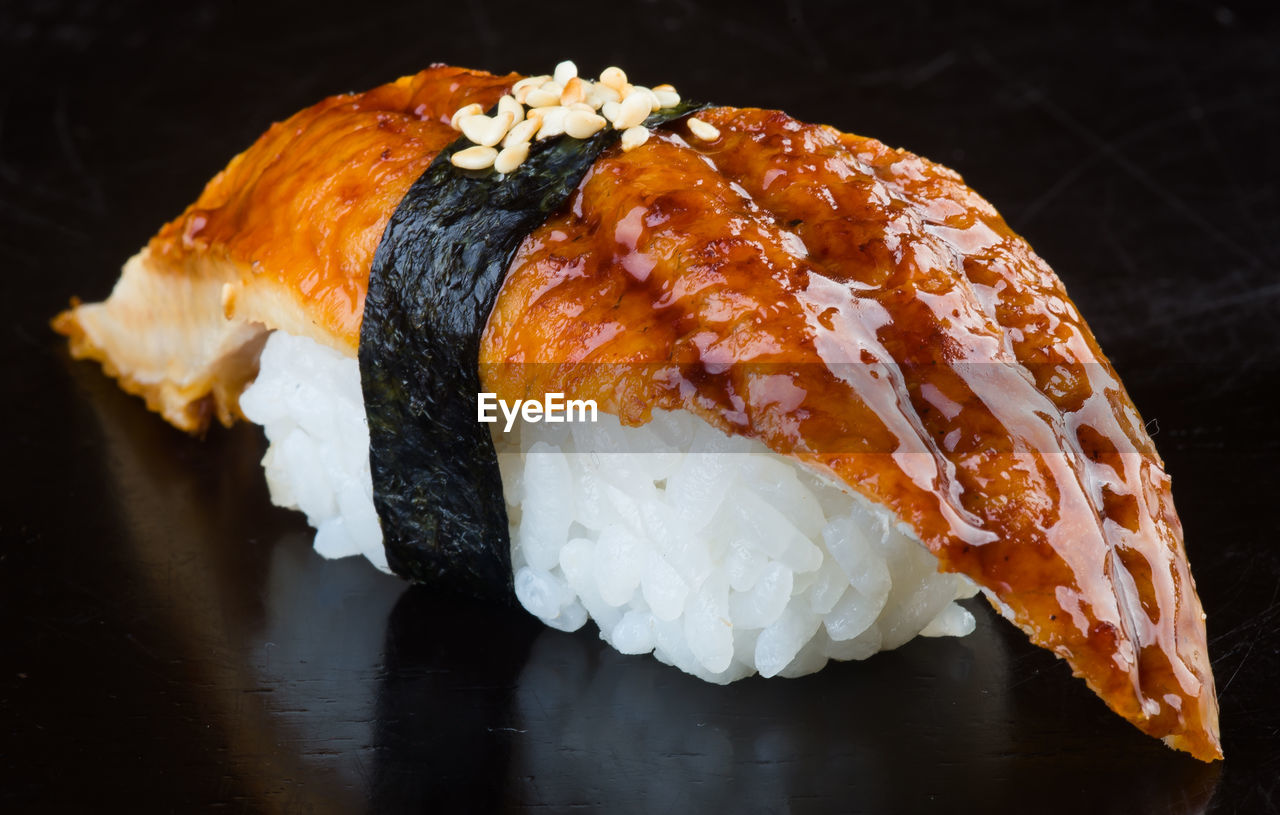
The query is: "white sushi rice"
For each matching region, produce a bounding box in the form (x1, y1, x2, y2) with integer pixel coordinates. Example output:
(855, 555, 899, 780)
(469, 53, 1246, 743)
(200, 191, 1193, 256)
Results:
(241, 331, 979, 682)
(239, 331, 387, 571)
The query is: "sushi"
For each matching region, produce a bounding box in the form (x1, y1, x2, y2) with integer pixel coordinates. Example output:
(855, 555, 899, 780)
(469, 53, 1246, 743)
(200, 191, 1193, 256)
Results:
(53, 63, 1221, 761)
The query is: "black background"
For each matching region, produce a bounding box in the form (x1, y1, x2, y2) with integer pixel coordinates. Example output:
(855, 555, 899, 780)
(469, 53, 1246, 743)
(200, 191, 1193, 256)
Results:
(2, 1, 1278, 812)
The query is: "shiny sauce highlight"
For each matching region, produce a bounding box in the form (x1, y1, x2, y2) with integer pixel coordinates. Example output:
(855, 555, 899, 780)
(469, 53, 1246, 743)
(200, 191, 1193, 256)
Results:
(482, 109, 1219, 760)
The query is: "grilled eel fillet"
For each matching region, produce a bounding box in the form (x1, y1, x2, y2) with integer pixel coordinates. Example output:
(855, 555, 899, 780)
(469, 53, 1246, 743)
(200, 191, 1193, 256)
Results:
(54, 65, 1221, 761)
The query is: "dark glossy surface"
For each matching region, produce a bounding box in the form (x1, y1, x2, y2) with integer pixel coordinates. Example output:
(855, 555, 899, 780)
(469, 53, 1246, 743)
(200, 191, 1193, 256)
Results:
(2, 1, 1278, 811)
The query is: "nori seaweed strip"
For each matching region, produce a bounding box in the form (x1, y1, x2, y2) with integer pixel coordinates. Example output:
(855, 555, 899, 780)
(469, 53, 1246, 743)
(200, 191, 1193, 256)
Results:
(360, 100, 709, 602)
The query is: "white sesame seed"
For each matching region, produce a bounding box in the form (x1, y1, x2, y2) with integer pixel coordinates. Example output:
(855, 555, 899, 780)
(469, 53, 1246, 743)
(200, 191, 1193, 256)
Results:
(460, 111, 515, 147)
(512, 75, 548, 104)
(631, 86, 662, 113)
(653, 88, 681, 108)
(486, 111, 517, 145)
(560, 76, 586, 106)
(497, 95, 524, 123)
(553, 60, 578, 87)
(599, 66, 627, 92)
(451, 145, 498, 170)
(687, 117, 721, 141)
(512, 75, 549, 93)
(449, 103, 482, 131)
(494, 141, 530, 174)
(473, 65, 689, 179)
(535, 106, 568, 139)
(612, 91, 652, 130)
(594, 84, 621, 104)
(620, 125, 650, 151)
(564, 109, 607, 139)
(503, 117, 539, 147)
(457, 113, 487, 141)
(524, 87, 560, 108)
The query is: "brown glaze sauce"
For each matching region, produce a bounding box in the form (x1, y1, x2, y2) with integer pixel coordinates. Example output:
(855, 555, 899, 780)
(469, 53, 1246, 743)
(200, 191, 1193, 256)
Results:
(149, 67, 516, 351)
(142, 67, 1218, 759)
(482, 109, 1220, 760)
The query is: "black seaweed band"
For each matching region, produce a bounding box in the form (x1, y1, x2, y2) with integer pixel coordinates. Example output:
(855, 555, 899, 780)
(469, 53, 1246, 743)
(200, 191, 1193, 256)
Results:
(360, 100, 709, 601)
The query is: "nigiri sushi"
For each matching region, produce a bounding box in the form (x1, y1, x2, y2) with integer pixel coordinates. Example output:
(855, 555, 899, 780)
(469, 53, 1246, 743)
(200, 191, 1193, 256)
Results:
(52, 63, 1221, 761)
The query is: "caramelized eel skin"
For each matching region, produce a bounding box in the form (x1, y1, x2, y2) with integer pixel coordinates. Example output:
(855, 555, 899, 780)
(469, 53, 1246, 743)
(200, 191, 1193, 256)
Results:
(55, 68, 1219, 759)
(54, 67, 515, 430)
(483, 112, 1220, 760)
(148, 66, 517, 349)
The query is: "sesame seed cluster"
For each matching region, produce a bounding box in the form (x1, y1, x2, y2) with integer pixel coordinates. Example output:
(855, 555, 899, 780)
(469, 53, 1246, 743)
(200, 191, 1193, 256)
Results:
(447, 61, 721, 174)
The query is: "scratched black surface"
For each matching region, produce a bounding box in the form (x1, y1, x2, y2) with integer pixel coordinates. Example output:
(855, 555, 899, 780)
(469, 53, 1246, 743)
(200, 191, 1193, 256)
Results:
(1, 1, 1277, 812)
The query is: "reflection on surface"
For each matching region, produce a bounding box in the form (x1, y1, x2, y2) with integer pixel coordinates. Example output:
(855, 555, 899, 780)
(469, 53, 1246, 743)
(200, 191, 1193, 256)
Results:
(251, 537, 406, 801)
(370, 588, 539, 811)
(72, 355, 1221, 814)
(505, 619, 1219, 813)
(79, 356, 396, 811)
